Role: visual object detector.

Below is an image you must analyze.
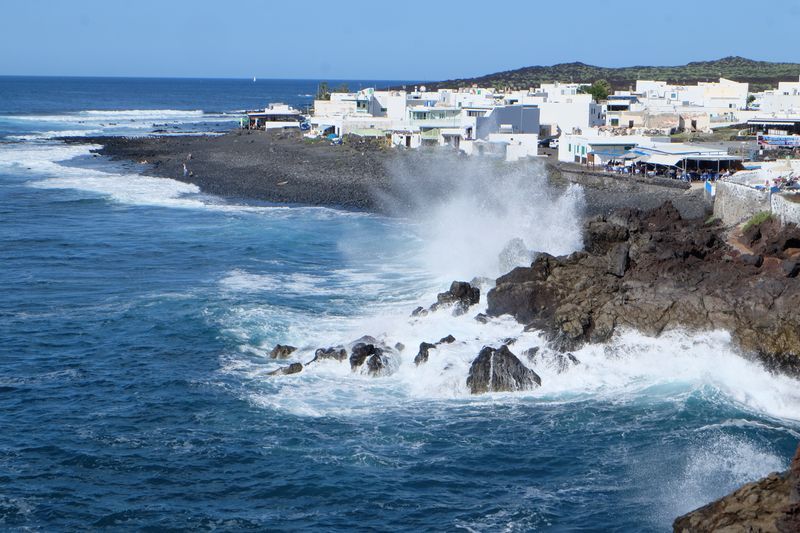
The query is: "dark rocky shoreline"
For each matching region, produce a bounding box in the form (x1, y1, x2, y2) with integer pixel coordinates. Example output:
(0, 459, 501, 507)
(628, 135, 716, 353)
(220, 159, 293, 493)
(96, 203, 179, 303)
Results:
(65, 129, 710, 218)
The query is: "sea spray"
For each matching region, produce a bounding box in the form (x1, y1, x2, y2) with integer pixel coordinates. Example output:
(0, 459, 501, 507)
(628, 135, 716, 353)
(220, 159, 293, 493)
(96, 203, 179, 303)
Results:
(375, 151, 585, 280)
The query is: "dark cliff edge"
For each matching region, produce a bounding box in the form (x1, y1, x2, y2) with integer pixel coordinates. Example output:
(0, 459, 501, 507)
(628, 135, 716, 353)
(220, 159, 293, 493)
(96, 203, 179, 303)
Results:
(486, 201, 800, 377)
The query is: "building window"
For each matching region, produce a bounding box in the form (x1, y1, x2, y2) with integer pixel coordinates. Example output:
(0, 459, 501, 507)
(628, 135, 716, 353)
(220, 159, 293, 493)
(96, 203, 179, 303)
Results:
(568, 144, 572, 152)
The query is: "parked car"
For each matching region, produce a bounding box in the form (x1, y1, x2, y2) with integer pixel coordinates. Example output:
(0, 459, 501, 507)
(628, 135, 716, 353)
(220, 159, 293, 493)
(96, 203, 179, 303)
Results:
(548, 139, 559, 149)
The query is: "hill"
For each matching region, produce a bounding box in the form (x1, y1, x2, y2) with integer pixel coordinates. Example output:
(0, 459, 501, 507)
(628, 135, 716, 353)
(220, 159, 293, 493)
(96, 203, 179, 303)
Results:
(422, 57, 800, 92)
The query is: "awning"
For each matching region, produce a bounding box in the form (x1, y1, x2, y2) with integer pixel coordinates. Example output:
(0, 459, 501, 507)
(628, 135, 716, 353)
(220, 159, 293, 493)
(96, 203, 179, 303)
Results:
(643, 154, 683, 167)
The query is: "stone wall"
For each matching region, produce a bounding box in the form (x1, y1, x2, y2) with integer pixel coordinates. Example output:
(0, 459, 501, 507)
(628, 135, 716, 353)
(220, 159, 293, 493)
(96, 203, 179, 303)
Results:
(771, 193, 800, 226)
(714, 181, 800, 226)
(713, 181, 770, 225)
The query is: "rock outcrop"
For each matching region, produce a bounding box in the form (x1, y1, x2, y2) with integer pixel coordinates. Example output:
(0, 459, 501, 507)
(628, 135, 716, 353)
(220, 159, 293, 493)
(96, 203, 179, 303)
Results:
(413, 281, 481, 317)
(466, 345, 541, 394)
(674, 442, 800, 532)
(269, 344, 297, 359)
(268, 362, 303, 376)
(487, 202, 800, 376)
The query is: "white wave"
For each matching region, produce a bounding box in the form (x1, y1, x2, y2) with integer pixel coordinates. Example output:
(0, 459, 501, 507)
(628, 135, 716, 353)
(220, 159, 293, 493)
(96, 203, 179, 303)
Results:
(225, 289, 800, 422)
(0, 140, 379, 218)
(1, 109, 208, 122)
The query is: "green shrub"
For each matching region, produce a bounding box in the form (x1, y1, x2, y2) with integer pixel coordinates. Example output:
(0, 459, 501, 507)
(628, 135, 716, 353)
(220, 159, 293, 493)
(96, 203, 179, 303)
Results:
(742, 211, 773, 232)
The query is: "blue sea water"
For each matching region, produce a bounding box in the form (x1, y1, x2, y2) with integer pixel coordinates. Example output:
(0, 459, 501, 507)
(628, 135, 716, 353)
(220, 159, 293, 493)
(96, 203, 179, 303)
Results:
(1, 76, 799, 531)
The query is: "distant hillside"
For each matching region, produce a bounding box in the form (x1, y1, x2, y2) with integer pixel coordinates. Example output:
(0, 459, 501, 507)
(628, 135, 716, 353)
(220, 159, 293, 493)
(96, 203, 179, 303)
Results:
(422, 57, 800, 92)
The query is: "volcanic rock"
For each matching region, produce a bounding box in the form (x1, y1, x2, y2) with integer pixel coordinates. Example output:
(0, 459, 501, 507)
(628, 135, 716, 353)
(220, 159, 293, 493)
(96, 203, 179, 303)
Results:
(486, 201, 800, 376)
(310, 347, 347, 363)
(674, 442, 800, 532)
(466, 345, 541, 394)
(414, 342, 437, 366)
(432, 281, 481, 316)
(267, 362, 303, 376)
(270, 344, 297, 359)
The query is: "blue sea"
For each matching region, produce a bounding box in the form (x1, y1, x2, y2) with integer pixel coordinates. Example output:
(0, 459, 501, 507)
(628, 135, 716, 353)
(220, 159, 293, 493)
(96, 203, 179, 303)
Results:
(1, 76, 799, 531)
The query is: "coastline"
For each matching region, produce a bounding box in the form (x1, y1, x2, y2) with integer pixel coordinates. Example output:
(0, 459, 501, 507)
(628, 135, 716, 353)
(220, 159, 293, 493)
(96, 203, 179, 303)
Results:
(65, 129, 711, 219)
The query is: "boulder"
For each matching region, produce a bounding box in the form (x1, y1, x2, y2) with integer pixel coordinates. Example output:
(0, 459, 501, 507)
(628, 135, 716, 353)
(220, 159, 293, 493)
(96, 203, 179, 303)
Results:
(433, 281, 480, 316)
(310, 346, 347, 363)
(414, 342, 437, 366)
(740, 253, 764, 268)
(466, 345, 541, 394)
(782, 260, 800, 278)
(270, 344, 297, 359)
(267, 362, 303, 376)
(349, 342, 378, 370)
(438, 334, 456, 344)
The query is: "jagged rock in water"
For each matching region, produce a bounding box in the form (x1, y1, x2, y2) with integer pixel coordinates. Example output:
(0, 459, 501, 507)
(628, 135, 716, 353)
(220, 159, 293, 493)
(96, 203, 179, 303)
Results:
(270, 344, 297, 359)
(348, 338, 400, 376)
(410, 306, 428, 318)
(349, 342, 378, 370)
(673, 442, 800, 532)
(433, 281, 480, 316)
(414, 342, 437, 366)
(474, 313, 490, 324)
(310, 347, 347, 363)
(502, 337, 517, 346)
(438, 334, 456, 344)
(394, 342, 406, 352)
(366, 352, 390, 376)
(268, 362, 303, 376)
(466, 345, 541, 394)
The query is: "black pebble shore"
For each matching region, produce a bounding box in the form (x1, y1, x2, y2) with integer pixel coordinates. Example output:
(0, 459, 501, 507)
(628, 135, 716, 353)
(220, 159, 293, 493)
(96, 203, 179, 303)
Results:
(64, 129, 710, 219)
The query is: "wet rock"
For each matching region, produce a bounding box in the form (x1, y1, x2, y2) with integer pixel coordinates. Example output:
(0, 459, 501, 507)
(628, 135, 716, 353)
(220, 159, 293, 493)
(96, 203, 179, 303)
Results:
(414, 342, 437, 366)
(486, 201, 800, 377)
(674, 442, 800, 532)
(310, 346, 347, 363)
(474, 313, 490, 324)
(466, 345, 541, 394)
(366, 352, 389, 376)
(502, 337, 517, 346)
(433, 281, 480, 316)
(394, 342, 406, 352)
(411, 306, 428, 318)
(438, 334, 456, 344)
(270, 344, 297, 359)
(268, 362, 303, 376)
(349, 342, 378, 370)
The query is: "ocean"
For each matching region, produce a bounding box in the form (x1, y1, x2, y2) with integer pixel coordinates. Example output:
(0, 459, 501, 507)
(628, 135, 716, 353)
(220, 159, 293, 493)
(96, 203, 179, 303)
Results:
(1, 76, 798, 531)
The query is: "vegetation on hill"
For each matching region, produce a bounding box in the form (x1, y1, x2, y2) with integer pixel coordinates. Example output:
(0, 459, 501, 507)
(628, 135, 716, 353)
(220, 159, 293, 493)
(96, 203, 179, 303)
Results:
(422, 57, 800, 92)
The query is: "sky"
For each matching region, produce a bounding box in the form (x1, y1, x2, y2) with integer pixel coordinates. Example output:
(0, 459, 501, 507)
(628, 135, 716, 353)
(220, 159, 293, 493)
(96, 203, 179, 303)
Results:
(1, 0, 799, 81)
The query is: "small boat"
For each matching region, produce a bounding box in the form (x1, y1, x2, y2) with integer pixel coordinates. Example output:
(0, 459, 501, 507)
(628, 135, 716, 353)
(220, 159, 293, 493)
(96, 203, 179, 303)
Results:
(253, 76, 257, 83)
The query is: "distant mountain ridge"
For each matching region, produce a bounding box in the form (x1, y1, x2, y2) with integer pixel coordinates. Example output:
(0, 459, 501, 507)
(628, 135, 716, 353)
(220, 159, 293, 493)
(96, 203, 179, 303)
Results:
(422, 57, 800, 92)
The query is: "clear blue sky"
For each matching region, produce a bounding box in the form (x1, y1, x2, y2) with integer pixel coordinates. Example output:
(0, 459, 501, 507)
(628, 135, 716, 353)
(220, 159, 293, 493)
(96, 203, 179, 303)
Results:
(2, 0, 798, 80)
